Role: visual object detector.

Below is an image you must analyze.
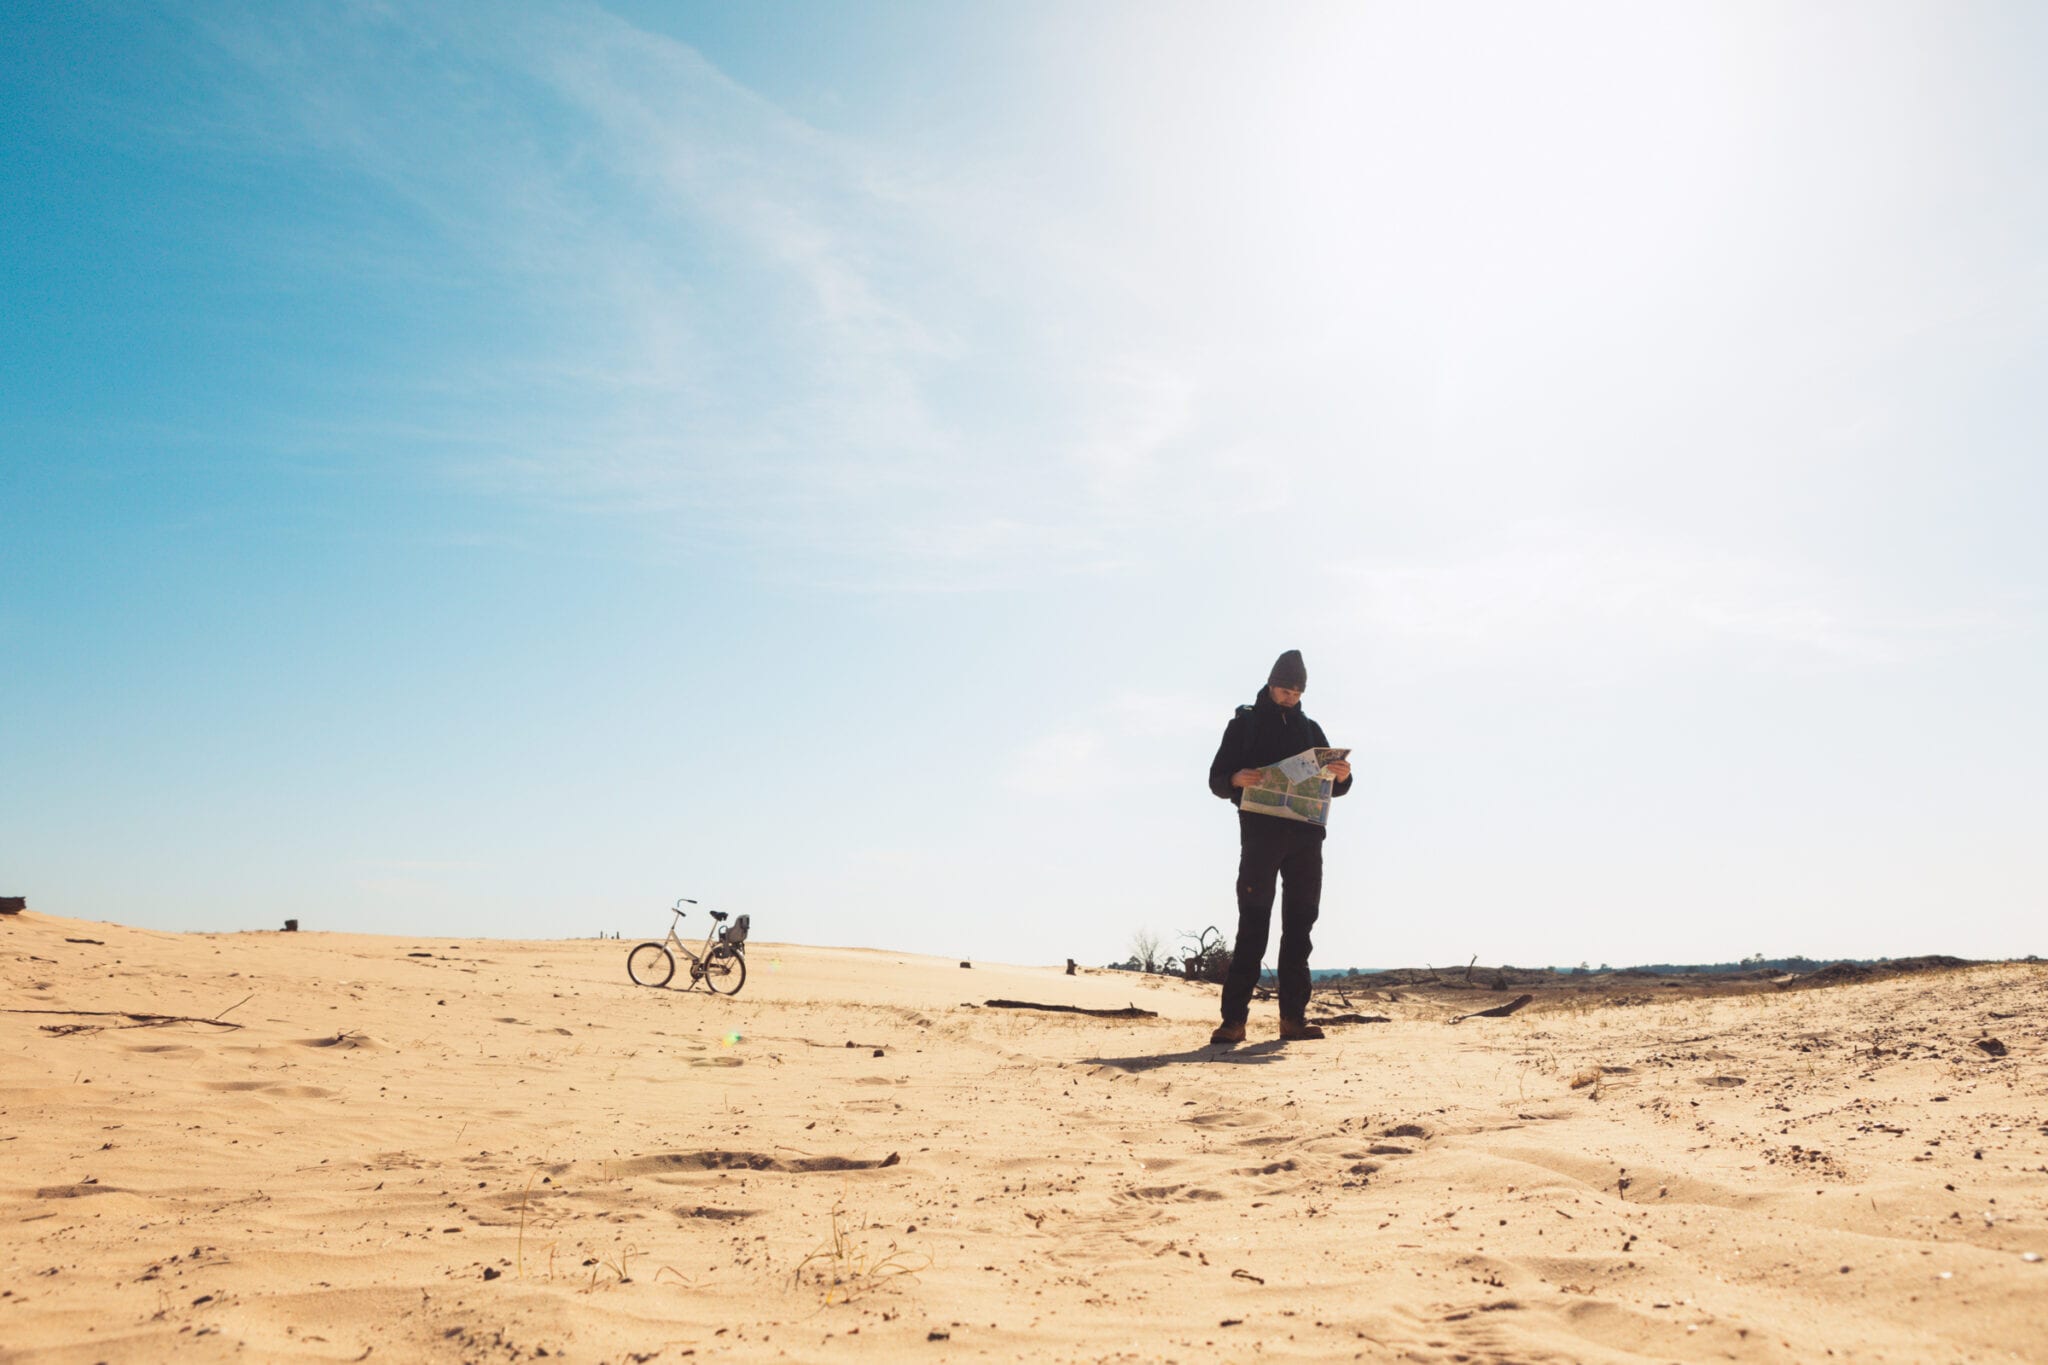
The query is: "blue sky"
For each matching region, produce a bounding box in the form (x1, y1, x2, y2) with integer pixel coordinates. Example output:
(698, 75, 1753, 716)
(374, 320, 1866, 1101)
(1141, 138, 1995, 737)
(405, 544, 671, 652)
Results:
(4, 1, 2043, 968)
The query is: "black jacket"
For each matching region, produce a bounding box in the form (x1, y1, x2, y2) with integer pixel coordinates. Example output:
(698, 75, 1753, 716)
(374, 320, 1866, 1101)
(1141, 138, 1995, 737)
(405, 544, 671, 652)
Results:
(1207, 691, 1354, 810)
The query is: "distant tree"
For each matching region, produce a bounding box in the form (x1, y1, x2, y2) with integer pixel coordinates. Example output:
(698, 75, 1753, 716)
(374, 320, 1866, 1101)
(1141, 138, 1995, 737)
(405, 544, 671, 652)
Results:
(1176, 925, 1231, 984)
(1130, 928, 1164, 973)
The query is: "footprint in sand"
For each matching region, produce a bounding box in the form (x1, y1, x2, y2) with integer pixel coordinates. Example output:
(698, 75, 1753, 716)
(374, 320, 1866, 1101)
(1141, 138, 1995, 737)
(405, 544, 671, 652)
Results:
(34, 1183, 127, 1199)
(1231, 1133, 1294, 1148)
(1119, 1184, 1224, 1203)
(605, 1150, 902, 1177)
(295, 1032, 385, 1051)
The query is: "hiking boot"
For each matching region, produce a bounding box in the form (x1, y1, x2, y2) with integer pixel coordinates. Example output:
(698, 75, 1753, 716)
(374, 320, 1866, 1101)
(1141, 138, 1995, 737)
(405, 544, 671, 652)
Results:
(1209, 1022, 1247, 1046)
(1278, 1018, 1326, 1041)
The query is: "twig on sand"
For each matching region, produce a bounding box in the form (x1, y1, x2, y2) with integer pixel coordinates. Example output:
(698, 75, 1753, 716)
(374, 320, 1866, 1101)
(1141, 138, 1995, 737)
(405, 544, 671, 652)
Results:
(6, 1008, 245, 1031)
(1309, 1013, 1392, 1025)
(516, 1169, 540, 1278)
(212, 994, 253, 1022)
(983, 1000, 1159, 1019)
(1449, 994, 1533, 1024)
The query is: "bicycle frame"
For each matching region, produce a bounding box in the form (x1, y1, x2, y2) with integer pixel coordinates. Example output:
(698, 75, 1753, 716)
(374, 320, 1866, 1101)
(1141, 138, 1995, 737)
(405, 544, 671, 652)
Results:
(658, 907, 722, 977)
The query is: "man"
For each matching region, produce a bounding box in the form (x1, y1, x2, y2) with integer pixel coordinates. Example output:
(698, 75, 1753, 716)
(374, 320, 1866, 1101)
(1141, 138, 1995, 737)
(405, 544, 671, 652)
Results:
(1206, 649, 1353, 1044)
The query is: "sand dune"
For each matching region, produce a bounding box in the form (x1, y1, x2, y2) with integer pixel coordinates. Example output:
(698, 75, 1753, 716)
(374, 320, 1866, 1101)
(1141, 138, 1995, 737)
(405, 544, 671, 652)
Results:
(3, 909, 2043, 1362)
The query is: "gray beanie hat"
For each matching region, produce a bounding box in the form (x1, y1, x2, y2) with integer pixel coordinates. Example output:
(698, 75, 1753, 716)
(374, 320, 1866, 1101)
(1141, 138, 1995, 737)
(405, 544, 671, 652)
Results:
(1267, 649, 1307, 691)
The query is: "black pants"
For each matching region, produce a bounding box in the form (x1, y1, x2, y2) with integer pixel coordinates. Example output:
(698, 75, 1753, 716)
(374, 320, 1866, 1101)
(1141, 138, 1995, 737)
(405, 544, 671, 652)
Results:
(1220, 816, 1324, 1024)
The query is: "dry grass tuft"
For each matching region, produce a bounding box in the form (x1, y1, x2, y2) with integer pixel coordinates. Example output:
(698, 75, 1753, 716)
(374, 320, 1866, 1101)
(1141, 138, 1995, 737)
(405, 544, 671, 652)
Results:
(793, 1206, 929, 1305)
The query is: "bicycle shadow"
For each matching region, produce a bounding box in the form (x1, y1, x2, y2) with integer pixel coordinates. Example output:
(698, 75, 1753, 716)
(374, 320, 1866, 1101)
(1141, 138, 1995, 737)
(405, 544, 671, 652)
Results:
(1080, 1040, 1290, 1073)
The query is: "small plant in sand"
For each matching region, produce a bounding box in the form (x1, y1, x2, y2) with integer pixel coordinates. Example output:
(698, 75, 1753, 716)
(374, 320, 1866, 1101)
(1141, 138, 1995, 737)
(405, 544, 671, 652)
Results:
(567, 1238, 691, 1292)
(512, 1168, 686, 1290)
(584, 1242, 638, 1290)
(512, 1168, 580, 1281)
(1510, 1051, 1561, 1101)
(583, 1241, 692, 1291)
(792, 1205, 928, 1305)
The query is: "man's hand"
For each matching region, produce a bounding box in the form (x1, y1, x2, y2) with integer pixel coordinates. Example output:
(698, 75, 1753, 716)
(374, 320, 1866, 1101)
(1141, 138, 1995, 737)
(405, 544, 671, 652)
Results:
(1326, 760, 1352, 783)
(1230, 769, 1264, 789)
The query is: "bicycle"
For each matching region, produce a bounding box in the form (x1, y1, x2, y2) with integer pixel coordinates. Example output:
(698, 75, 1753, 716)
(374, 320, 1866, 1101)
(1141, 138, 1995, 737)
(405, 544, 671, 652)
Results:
(626, 897, 748, 995)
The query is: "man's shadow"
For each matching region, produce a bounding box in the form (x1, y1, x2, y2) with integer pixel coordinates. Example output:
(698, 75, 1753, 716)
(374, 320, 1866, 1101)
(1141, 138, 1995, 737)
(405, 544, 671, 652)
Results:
(1080, 1040, 1290, 1073)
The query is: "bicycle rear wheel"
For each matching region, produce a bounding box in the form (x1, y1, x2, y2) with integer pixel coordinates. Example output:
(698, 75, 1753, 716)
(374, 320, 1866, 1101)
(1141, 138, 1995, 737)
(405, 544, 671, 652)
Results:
(627, 942, 675, 987)
(702, 944, 747, 996)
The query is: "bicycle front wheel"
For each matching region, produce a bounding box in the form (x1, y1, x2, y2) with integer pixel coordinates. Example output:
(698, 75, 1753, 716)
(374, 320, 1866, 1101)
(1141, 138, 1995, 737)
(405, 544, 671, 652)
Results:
(703, 944, 747, 996)
(627, 942, 675, 988)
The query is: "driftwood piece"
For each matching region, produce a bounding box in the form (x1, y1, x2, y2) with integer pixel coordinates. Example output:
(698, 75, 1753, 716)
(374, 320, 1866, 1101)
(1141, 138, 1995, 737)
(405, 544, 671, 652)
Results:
(983, 999, 1158, 1019)
(1309, 1012, 1392, 1025)
(1449, 993, 1533, 1024)
(6, 1008, 245, 1031)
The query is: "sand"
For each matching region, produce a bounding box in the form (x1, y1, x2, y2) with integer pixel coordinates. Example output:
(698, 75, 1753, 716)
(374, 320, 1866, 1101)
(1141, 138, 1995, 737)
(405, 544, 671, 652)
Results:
(3, 908, 2044, 1363)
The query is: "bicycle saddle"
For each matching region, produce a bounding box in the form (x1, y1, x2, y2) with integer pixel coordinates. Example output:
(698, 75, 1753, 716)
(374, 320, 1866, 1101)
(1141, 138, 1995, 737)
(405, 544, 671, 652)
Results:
(709, 910, 728, 922)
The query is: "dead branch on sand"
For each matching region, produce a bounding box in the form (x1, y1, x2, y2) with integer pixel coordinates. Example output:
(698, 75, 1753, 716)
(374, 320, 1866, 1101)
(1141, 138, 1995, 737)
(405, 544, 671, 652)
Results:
(7, 1008, 246, 1031)
(1448, 994, 1533, 1024)
(983, 1000, 1159, 1019)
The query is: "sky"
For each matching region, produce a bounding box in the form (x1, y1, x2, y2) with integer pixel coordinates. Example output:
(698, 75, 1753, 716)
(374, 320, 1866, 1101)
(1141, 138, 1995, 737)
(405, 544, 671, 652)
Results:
(3, 1, 2044, 971)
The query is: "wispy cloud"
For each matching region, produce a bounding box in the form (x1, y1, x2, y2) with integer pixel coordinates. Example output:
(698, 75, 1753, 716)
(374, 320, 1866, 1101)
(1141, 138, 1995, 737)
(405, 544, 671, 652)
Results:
(191, 3, 1198, 591)
(1006, 728, 1104, 798)
(1333, 526, 2017, 670)
(1005, 691, 1224, 801)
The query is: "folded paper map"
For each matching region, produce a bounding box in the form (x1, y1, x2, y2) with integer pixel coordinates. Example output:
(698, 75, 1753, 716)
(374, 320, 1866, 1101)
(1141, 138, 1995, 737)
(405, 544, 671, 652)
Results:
(1239, 747, 1349, 826)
